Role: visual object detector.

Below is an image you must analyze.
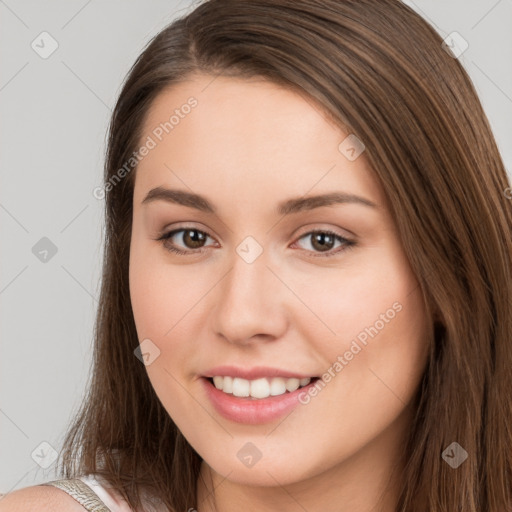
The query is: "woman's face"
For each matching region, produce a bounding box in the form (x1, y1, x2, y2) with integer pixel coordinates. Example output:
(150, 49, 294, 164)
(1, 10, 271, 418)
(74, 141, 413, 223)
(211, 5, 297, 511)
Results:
(129, 73, 429, 489)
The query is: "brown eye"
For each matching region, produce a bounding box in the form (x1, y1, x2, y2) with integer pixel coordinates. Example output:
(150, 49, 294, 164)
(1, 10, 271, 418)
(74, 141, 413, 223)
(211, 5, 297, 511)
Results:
(156, 227, 356, 258)
(294, 230, 355, 257)
(180, 229, 208, 249)
(310, 232, 336, 252)
(157, 228, 213, 255)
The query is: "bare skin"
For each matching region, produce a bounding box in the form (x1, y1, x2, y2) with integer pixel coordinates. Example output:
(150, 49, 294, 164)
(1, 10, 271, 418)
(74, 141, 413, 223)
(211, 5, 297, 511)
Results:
(129, 73, 430, 512)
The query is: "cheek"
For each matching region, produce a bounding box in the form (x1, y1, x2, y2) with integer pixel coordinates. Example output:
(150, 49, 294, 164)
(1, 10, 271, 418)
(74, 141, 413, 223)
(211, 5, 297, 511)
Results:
(129, 249, 201, 425)
(289, 248, 420, 350)
(301, 243, 428, 398)
(129, 240, 206, 337)
(129, 242, 211, 390)
(322, 265, 428, 420)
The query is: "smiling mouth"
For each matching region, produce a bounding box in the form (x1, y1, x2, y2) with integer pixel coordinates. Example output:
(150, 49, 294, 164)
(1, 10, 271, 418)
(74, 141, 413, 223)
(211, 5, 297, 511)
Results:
(206, 376, 320, 400)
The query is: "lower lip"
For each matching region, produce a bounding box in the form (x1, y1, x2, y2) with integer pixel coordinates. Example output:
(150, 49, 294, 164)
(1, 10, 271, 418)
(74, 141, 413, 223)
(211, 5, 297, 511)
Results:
(201, 377, 318, 425)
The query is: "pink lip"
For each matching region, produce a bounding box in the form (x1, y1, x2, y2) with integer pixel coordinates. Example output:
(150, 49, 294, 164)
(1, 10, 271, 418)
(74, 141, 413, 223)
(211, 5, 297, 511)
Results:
(201, 376, 319, 425)
(202, 365, 315, 380)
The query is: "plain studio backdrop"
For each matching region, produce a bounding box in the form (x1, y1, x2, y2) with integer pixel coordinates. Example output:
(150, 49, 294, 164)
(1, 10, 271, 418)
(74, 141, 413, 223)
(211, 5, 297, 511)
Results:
(0, 0, 511, 494)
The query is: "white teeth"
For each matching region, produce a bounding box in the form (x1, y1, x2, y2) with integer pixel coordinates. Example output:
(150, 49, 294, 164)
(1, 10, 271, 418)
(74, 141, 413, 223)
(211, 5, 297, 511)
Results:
(211, 376, 312, 399)
(223, 376, 233, 394)
(250, 378, 270, 399)
(213, 376, 223, 390)
(285, 378, 300, 392)
(232, 377, 250, 397)
(269, 377, 286, 396)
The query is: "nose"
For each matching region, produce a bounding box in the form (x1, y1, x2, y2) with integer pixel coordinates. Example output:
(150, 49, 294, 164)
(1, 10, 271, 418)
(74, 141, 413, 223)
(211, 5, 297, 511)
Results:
(210, 244, 289, 346)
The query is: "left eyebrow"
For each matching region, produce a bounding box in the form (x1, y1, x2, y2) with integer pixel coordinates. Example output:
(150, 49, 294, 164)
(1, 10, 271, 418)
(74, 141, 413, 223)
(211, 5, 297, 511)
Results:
(141, 186, 378, 214)
(277, 192, 378, 214)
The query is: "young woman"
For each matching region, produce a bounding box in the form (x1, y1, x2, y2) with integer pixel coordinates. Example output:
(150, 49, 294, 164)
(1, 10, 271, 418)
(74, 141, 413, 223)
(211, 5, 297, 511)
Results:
(2, 0, 511, 511)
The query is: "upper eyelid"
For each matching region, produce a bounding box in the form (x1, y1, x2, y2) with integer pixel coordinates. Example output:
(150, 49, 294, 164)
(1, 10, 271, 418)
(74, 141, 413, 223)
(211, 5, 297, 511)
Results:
(158, 226, 356, 260)
(161, 225, 352, 245)
(165, 227, 217, 245)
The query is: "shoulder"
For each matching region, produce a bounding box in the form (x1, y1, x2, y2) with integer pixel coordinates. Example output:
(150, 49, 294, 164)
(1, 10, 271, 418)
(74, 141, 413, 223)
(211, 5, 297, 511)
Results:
(0, 484, 88, 511)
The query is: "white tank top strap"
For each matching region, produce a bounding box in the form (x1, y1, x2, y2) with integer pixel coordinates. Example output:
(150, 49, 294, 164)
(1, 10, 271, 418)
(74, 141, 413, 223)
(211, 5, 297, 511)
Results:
(42, 477, 112, 511)
(43, 474, 166, 511)
(78, 475, 134, 511)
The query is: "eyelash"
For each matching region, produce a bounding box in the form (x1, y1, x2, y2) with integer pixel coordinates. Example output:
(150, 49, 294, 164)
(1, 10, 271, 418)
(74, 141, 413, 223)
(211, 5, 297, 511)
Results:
(155, 226, 356, 258)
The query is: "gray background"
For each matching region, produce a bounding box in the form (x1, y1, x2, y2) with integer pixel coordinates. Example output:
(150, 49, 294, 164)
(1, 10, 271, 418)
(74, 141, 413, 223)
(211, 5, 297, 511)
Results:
(1, 0, 511, 494)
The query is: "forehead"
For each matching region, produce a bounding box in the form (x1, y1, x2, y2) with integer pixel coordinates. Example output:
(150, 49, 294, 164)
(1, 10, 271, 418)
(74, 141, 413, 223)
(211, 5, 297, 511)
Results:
(141, 73, 341, 146)
(133, 73, 387, 213)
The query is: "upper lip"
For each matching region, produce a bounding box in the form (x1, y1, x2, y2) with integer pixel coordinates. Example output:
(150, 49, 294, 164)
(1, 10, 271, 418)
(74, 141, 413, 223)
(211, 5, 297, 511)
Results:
(202, 365, 317, 380)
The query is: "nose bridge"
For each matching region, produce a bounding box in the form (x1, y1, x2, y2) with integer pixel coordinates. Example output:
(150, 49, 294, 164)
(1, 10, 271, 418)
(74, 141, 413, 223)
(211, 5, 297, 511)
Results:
(212, 235, 287, 344)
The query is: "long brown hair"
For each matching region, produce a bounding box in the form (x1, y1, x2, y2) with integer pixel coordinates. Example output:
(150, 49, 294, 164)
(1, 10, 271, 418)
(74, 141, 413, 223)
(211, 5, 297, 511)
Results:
(57, 1, 512, 510)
